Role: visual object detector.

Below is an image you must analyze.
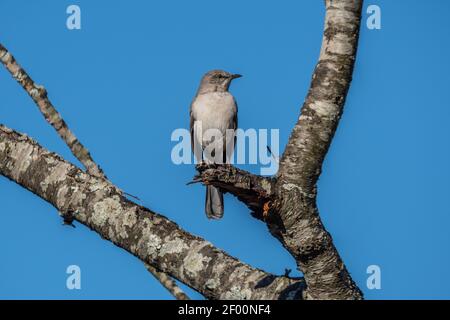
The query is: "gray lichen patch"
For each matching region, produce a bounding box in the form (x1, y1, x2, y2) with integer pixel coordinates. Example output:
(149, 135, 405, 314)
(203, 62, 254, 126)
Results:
(40, 161, 71, 192)
(114, 207, 138, 239)
(260, 179, 272, 195)
(0, 51, 11, 63)
(223, 285, 253, 300)
(122, 208, 138, 227)
(56, 185, 69, 209)
(326, 33, 354, 55)
(282, 183, 315, 199)
(9, 142, 35, 180)
(205, 278, 220, 290)
(88, 179, 110, 193)
(309, 100, 339, 118)
(91, 195, 123, 227)
(69, 186, 87, 208)
(159, 238, 189, 257)
(227, 265, 253, 286)
(146, 234, 163, 257)
(183, 249, 212, 278)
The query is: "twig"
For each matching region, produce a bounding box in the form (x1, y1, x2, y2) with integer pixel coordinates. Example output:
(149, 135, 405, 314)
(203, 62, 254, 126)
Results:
(0, 43, 104, 179)
(186, 178, 203, 186)
(266, 146, 279, 163)
(123, 191, 141, 201)
(145, 264, 190, 300)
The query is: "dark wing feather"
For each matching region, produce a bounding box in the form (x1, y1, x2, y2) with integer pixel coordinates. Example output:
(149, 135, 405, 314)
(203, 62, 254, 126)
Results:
(234, 99, 238, 143)
(190, 105, 196, 153)
(223, 97, 238, 163)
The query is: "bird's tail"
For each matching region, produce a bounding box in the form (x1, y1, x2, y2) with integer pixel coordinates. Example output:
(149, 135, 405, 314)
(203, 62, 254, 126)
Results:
(205, 185, 224, 219)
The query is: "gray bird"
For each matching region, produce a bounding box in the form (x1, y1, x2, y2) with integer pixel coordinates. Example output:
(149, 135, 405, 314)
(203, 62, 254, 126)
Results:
(190, 70, 241, 219)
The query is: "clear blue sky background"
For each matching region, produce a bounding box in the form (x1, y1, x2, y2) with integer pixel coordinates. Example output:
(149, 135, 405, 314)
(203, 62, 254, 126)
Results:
(0, 0, 449, 300)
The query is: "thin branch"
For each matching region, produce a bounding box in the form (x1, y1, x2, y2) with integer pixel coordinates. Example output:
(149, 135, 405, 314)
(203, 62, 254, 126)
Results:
(0, 125, 305, 300)
(0, 42, 189, 300)
(0, 43, 104, 178)
(145, 264, 190, 300)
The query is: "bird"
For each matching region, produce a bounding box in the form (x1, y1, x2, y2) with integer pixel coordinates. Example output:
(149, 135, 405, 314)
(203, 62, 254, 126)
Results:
(190, 69, 241, 219)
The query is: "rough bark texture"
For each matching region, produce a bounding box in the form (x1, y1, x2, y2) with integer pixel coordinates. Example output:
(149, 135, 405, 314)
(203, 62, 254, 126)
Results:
(0, 125, 304, 300)
(274, 0, 364, 299)
(0, 43, 104, 178)
(195, 0, 364, 299)
(193, 163, 275, 220)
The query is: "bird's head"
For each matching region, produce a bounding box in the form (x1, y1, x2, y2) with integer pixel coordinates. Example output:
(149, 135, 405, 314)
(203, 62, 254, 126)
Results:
(198, 69, 242, 94)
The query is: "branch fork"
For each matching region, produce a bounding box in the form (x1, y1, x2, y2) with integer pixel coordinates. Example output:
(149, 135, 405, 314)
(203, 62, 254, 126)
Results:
(0, 0, 364, 300)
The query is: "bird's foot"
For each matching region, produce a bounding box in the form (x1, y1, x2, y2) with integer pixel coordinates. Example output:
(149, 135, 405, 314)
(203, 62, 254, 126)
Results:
(284, 268, 292, 277)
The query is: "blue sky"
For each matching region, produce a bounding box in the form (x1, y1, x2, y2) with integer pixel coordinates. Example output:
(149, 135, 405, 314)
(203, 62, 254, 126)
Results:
(0, 0, 449, 299)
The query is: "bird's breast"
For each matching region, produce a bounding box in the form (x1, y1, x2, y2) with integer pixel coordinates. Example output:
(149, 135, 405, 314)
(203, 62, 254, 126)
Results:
(191, 92, 237, 134)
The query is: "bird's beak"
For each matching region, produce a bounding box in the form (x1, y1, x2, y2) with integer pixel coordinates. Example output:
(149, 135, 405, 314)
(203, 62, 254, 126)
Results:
(231, 74, 242, 79)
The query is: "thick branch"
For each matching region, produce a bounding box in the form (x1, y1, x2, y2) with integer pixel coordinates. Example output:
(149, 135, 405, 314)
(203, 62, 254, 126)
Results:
(193, 0, 364, 300)
(0, 125, 304, 300)
(275, 0, 364, 299)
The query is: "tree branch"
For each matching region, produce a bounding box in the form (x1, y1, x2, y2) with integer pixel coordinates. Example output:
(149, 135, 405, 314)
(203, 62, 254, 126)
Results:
(0, 43, 104, 178)
(274, 0, 364, 299)
(193, 164, 275, 220)
(145, 264, 190, 300)
(0, 125, 305, 300)
(0, 42, 189, 299)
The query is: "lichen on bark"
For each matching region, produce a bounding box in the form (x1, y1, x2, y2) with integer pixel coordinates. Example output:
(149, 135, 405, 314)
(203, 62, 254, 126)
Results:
(0, 125, 304, 300)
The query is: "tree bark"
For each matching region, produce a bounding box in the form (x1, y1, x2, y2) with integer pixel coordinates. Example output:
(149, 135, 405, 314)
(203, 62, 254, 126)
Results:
(0, 125, 304, 300)
(275, 0, 364, 299)
(192, 163, 275, 221)
(195, 0, 364, 299)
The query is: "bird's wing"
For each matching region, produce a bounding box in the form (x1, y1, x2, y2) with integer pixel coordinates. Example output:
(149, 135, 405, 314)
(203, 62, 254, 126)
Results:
(190, 104, 196, 153)
(232, 97, 238, 146)
(231, 97, 238, 129)
(224, 97, 238, 163)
